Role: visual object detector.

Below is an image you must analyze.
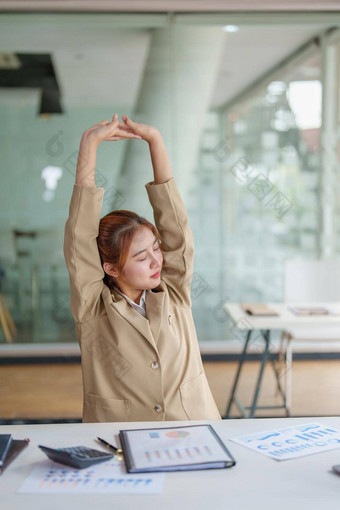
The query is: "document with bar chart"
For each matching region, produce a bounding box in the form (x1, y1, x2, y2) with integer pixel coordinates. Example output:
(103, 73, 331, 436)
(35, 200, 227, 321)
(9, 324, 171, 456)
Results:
(231, 422, 340, 461)
(119, 424, 236, 473)
(18, 458, 164, 494)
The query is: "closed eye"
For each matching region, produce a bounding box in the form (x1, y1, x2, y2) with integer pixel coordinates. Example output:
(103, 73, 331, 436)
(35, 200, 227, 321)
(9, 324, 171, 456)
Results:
(137, 247, 159, 261)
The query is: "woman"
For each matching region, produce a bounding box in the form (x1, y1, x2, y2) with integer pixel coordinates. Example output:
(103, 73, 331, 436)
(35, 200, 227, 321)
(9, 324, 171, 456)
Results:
(64, 113, 221, 423)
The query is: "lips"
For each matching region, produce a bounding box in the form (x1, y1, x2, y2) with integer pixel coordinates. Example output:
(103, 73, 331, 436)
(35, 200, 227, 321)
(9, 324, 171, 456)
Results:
(151, 271, 160, 278)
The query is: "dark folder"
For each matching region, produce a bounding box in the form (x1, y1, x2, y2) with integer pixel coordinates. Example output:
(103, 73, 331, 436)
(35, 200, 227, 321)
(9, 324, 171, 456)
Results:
(0, 434, 12, 467)
(0, 438, 30, 475)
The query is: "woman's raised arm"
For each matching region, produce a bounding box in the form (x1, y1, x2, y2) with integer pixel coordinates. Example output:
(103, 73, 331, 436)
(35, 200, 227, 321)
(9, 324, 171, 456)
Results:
(121, 115, 173, 184)
(64, 114, 142, 322)
(120, 116, 193, 306)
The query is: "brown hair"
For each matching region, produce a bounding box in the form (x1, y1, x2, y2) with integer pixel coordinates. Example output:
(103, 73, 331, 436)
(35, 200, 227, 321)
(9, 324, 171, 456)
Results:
(97, 210, 161, 291)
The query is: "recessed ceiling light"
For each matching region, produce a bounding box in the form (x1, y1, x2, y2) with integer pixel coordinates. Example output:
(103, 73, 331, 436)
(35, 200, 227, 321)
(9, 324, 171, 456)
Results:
(223, 25, 239, 33)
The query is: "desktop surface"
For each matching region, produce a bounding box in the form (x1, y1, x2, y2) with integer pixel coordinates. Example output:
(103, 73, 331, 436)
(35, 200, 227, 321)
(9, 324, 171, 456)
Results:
(0, 417, 340, 510)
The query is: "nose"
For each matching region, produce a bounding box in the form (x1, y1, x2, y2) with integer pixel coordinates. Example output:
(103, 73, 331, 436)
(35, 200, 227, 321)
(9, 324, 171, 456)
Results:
(150, 251, 161, 268)
(150, 257, 158, 269)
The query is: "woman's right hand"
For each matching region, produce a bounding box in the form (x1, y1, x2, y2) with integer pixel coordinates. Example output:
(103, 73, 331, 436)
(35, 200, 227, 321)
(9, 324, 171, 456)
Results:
(82, 114, 142, 146)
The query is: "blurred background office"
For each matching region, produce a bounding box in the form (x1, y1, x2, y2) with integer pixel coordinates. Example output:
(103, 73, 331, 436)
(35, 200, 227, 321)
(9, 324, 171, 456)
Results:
(1, 0, 340, 422)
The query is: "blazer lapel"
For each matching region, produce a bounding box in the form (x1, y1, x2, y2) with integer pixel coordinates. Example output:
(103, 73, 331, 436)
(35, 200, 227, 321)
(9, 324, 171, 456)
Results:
(109, 288, 165, 348)
(110, 298, 155, 347)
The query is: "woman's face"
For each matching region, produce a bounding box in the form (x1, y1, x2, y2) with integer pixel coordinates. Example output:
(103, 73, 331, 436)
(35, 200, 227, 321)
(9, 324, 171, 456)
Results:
(114, 227, 163, 299)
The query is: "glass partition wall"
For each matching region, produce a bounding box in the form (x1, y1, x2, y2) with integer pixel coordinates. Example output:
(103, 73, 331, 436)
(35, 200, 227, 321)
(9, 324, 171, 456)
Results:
(221, 49, 322, 300)
(0, 13, 339, 347)
(192, 46, 322, 340)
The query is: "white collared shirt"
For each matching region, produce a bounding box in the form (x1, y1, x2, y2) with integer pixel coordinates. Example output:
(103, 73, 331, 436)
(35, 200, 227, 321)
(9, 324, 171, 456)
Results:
(118, 289, 147, 319)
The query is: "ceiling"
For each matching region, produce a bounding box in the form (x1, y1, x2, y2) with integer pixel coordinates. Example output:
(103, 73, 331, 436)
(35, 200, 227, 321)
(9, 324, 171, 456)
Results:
(211, 25, 322, 109)
(0, 0, 340, 12)
(0, 15, 326, 110)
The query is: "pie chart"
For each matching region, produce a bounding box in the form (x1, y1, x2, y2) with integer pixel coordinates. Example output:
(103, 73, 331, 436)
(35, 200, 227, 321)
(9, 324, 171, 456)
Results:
(166, 430, 190, 438)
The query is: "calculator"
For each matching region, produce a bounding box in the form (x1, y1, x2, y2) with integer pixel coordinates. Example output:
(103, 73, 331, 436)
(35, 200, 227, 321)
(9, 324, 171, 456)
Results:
(38, 445, 114, 469)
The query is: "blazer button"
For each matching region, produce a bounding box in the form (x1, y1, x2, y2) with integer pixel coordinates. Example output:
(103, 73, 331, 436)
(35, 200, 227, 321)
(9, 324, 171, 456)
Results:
(150, 361, 159, 370)
(154, 404, 163, 413)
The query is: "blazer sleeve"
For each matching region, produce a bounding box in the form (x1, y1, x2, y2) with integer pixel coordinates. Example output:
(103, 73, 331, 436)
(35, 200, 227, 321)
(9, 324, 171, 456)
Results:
(63, 185, 105, 322)
(146, 178, 194, 307)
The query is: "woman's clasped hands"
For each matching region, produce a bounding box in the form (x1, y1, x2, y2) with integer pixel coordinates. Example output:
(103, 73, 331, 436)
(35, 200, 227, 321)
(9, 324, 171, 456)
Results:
(83, 113, 160, 146)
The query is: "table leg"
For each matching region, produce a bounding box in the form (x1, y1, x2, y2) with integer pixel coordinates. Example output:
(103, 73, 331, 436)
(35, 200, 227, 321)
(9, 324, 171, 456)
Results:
(224, 330, 252, 419)
(249, 329, 270, 418)
(269, 352, 290, 417)
(285, 339, 293, 415)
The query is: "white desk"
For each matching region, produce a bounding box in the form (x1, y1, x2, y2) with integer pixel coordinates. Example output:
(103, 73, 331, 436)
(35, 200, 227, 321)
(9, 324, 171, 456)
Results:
(1, 418, 340, 510)
(223, 303, 340, 418)
(224, 302, 340, 331)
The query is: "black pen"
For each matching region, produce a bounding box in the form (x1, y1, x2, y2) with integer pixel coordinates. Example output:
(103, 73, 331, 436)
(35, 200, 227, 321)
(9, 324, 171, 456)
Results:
(97, 437, 123, 455)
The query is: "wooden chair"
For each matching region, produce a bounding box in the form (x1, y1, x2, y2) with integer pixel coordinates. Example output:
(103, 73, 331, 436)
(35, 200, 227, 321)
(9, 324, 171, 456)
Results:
(0, 292, 16, 343)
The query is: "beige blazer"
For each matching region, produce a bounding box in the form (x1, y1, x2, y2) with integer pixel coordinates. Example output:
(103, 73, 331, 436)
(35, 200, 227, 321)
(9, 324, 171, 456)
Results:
(64, 178, 221, 423)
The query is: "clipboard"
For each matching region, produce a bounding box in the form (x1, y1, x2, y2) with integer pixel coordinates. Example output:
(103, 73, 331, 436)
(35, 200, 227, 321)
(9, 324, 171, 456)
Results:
(119, 424, 236, 473)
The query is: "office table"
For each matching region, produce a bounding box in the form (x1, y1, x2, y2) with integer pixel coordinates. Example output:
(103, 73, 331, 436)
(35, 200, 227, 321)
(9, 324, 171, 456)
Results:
(1, 417, 340, 510)
(223, 302, 340, 419)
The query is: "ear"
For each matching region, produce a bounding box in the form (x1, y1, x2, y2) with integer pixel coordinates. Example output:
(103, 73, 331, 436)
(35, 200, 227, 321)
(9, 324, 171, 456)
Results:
(103, 262, 120, 278)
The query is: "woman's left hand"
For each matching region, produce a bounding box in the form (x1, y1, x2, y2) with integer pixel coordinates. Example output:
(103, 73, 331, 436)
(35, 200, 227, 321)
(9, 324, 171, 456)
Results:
(121, 115, 160, 144)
